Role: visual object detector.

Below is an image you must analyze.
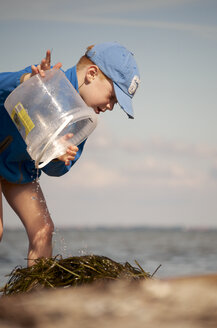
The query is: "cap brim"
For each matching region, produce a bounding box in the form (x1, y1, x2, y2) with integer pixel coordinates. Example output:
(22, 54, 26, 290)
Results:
(113, 83, 134, 119)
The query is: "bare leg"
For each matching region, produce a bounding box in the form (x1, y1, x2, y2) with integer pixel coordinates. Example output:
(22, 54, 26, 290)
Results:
(0, 179, 3, 241)
(2, 179, 54, 266)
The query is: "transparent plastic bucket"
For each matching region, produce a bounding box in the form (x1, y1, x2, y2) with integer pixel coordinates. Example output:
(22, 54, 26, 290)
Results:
(4, 68, 97, 168)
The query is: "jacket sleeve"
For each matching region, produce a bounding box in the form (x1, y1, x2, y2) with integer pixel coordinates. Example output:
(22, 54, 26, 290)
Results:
(0, 66, 32, 104)
(41, 139, 87, 177)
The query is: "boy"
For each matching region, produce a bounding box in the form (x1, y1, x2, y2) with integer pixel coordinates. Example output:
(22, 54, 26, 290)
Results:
(0, 42, 140, 266)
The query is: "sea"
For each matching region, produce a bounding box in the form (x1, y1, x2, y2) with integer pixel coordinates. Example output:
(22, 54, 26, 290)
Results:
(1, 227, 217, 288)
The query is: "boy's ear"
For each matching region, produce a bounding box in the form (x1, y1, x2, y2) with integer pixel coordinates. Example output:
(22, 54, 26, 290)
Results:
(85, 65, 99, 83)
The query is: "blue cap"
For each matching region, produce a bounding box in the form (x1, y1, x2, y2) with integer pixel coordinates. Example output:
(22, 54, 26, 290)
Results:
(86, 42, 140, 119)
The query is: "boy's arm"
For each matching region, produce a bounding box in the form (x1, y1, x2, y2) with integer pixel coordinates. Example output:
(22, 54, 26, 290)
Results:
(41, 139, 87, 177)
(0, 50, 61, 102)
(0, 66, 33, 102)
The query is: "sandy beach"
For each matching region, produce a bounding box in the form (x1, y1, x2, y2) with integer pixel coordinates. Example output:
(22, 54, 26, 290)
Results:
(0, 273, 217, 328)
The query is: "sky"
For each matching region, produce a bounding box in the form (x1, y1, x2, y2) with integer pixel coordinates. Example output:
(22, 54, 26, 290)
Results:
(1, 0, 217, 228)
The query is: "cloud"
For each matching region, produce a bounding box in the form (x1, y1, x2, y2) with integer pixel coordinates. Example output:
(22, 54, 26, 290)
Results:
(141, 138, 217, 160)
(59, 160, 128, 189)
(38, 120, 217, 228)
(57, 153, 208, 191)
(89, 129, 217, 161)
(53, 127, 217, 191)
(124, 156, 206, 188)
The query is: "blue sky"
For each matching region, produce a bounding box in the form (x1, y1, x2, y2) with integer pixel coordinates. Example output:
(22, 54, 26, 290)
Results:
(1, 0, 217, 228)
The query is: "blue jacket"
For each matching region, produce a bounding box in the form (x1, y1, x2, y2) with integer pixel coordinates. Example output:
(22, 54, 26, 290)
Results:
(0, 65, 86, 184)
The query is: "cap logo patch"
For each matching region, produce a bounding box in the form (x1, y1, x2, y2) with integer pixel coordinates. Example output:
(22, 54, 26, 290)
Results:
(128, 75, 140, 95)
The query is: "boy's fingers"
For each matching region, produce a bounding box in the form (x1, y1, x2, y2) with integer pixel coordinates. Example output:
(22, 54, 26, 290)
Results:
(67, 147, 78, 153)
(46, 50, 51, 65)
(31, 51, 60, 80)
(31, 65, 39, 76)
(68, 145, 78, 151)
(41, 58, 47, 69)
(67, 153, 77, 159)
(63, 133, 73, 141)
(37, 65, 45, 77)
(53, 62, 63, 69)
(67, 149, 78, 155)
(41, 58, 50, 71)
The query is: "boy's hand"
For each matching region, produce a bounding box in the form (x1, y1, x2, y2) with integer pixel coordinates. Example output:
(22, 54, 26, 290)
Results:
(31, 50, 62, 77)
(57, 133, 79, 166)
(20, 50, 62, 83)
(58, 145, 79, 166)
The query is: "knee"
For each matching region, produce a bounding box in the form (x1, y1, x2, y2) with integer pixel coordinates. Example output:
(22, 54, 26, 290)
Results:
(32, 220, 54, 246)
(41, 221, 55, 242)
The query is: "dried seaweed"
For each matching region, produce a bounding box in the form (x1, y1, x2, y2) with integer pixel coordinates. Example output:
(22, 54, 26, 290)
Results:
(1, 255, 151, 295)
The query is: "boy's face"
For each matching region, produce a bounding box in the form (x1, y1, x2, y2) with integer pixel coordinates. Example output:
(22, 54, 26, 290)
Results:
(79, 66, 117, 115)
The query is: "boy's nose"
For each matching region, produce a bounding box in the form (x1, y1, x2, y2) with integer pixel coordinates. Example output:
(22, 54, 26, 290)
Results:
(106, 102, 114, 111)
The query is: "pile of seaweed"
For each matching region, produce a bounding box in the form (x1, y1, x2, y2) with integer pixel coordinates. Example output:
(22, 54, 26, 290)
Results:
(1, 255, 152, 296)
